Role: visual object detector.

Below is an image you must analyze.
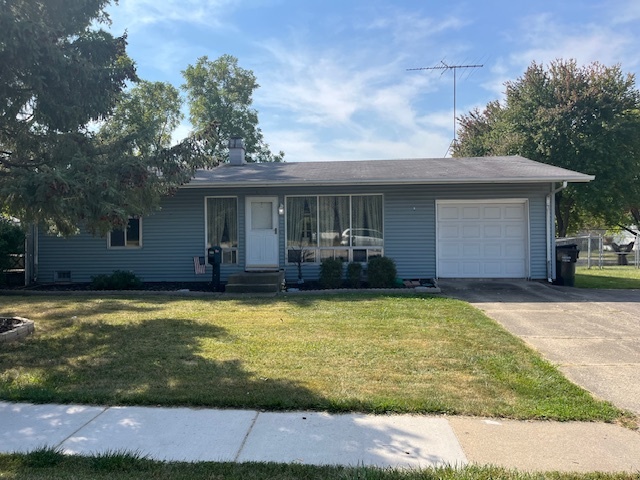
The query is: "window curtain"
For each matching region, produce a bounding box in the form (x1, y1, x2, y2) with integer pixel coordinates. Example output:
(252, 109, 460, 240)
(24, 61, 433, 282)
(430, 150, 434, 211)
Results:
(207, 198, 237, 248)
(287, 197, 305, 247)
(352, 195, 383, 245)
(319, 196, 349, 246)
(287, 196, 318, 248)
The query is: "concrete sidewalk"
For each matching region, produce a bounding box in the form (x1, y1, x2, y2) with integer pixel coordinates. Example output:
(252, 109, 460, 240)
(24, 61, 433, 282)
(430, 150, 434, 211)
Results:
(2, 402, 640, 473)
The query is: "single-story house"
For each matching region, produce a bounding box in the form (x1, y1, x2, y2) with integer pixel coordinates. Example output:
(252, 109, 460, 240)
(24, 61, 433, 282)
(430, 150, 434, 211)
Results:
(28, 141, 593, 286)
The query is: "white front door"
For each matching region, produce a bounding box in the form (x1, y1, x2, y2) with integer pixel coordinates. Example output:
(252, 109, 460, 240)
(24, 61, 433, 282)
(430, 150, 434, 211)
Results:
(245, 196, 279, 270)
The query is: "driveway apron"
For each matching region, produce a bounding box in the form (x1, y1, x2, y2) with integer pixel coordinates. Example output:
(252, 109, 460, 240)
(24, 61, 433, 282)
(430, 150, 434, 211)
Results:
(438, 279, 640, 415)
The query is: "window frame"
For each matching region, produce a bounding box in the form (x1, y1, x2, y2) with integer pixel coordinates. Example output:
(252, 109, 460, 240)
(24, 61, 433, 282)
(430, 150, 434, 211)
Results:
(204, 196, 239, 265)
(285, 194, 384, 264)
(107, 217, 143, 249)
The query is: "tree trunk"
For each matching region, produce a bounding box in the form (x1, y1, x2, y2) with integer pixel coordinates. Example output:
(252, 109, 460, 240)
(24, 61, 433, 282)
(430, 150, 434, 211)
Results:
(630, 208, 640, 229)
(555, 192, 573, 238)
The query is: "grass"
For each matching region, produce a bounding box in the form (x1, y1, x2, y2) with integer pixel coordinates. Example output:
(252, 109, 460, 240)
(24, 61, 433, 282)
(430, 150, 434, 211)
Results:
(0, 293, 626, 421)
(575, 266, 640, 289)
(0, 449, 638, 480)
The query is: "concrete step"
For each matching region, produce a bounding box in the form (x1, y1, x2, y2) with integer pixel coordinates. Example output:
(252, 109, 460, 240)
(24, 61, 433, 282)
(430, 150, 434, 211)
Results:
(225, 271, 284, 294)
(225, 283, 281, 294)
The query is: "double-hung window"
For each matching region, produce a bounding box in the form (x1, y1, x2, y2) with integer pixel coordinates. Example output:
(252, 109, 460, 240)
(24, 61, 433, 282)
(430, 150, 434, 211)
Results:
(108, 218, 142, 249)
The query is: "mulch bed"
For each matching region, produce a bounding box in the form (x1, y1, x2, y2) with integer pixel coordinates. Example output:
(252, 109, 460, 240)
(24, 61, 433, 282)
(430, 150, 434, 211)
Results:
(0, 317, 25, 334)
(3, 279, 437, 293)
(14, 282, 215, 292)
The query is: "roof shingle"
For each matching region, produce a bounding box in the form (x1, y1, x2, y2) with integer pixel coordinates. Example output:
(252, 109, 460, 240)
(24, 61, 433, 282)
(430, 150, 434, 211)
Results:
(186, 155, 594, 187)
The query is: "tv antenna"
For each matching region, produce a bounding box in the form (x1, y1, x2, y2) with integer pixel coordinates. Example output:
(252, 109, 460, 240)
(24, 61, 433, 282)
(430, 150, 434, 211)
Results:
(408, 60, 483, 156)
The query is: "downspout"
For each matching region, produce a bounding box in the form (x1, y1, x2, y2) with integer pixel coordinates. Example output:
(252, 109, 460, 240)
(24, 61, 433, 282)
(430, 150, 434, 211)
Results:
(546, 181, 567, 282)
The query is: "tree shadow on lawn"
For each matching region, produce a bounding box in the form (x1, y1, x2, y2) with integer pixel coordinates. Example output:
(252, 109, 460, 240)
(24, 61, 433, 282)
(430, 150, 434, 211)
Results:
(0, 317, 325, 411)
(0, 297, 167, 323)
(224, 292, 439, 309)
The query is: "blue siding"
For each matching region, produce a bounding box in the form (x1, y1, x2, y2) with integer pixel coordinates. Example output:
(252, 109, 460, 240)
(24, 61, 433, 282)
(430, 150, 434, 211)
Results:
(37, 183, 550, 283)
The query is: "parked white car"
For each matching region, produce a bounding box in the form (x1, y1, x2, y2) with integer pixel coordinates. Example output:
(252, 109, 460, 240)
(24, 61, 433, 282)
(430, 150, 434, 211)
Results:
(340, 228, 383, 246)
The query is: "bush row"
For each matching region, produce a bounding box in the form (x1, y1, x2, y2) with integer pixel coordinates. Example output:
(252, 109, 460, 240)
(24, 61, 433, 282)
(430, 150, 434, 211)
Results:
(319, 256, 397, 289)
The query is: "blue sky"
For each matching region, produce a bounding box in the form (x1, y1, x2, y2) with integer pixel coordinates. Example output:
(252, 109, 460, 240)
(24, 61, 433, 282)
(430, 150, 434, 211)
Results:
(105, 0, 640, 161)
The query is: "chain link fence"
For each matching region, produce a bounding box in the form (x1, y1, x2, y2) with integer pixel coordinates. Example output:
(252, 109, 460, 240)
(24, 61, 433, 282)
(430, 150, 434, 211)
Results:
(556, 233, 640, 269)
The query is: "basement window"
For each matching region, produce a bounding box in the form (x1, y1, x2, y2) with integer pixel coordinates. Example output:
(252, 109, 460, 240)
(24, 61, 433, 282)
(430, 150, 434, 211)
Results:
(54, 271, 72, 283)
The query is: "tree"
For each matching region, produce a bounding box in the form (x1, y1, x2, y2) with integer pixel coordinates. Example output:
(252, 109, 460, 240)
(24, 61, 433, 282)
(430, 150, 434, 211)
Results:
(455, 60, 640, 236)
(182, 55, 284, 163)
(0, 0, 214, 236)
(0, 216, 25, 282)
(99, 80, 184, 158)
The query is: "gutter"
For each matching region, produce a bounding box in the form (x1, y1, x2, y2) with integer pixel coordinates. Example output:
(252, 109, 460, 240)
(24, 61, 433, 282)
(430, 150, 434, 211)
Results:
(547, 181, 568, 283)
(182, 176, 594, 189)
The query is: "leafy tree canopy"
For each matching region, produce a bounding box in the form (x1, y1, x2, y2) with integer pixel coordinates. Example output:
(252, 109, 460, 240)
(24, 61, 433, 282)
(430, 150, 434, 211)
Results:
(182, 54, 284, 163)
(454, 60, 640, 236)
(0, 0, 215, 236)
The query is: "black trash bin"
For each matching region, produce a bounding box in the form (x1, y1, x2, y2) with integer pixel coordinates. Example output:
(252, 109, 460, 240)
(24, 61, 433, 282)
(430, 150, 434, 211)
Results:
(208, 246, 222, 291)
(555, 244, 580, 286)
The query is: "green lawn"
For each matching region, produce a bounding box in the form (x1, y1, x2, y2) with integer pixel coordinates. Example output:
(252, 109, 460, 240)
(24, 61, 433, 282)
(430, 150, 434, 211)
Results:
(0, 293, 625, 422)
(1, 450, 638, 480)
(575, 265, 640, 289)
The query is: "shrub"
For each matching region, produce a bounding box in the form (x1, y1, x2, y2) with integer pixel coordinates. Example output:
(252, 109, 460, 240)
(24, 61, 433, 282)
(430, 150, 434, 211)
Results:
(319, 258, 343, 289)
(346, 262, 362, 288)
(367, 256, 397, 288)
(91, 270, 142, 290)
(0, 217, 25, 272)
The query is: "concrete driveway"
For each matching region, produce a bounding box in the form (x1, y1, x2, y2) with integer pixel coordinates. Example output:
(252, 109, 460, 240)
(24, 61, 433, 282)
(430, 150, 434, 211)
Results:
(438, 279, 640, 416)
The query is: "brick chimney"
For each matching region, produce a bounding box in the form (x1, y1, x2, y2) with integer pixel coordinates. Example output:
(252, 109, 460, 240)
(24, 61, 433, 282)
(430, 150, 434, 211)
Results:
(228, 137, 246, 165)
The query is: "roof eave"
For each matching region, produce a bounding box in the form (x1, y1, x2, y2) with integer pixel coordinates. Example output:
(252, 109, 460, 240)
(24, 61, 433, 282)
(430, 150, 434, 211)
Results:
(182, 176, 595, 189)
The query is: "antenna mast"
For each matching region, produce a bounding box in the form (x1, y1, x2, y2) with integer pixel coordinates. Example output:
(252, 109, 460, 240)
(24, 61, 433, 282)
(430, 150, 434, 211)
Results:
(408, 60, 483, 156)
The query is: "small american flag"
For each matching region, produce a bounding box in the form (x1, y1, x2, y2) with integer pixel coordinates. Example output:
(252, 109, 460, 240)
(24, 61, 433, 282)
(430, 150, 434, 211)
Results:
(193, 256, 206, 275)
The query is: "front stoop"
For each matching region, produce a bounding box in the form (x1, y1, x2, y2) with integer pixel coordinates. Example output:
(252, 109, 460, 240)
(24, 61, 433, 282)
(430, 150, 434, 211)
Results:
(225, 271, 284, 294)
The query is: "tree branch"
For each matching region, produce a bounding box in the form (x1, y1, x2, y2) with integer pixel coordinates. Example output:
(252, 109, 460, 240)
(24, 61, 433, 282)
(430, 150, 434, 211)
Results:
(617, 224, 639, 236)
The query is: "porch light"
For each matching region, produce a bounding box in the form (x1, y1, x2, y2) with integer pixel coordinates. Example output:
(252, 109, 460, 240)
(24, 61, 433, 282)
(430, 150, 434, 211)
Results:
(278, 203, 285, 215)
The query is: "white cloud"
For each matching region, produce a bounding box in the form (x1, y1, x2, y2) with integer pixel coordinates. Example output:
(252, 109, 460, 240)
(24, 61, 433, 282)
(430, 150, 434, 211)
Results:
(511, 13, 636, 69)
(248, 7, 475, 161)
(610, 0, 640, 25)
(264, 122, 452, 162)
(482, 9, 640, 103)
(107, 0, 235, 33)
(331, 130, 452, 160)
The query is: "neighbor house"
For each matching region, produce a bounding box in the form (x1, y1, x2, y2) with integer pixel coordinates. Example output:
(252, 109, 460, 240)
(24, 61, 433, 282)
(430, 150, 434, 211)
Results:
(29, 141, 593, 287)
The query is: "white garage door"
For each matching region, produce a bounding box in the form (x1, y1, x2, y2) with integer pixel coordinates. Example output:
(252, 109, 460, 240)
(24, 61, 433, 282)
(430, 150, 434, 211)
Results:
(437, 201, 528, 278)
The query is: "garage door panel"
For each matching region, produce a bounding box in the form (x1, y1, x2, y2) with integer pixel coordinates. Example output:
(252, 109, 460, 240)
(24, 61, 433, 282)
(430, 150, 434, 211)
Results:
(462, 225, 481, 237)
(462, 262, 481, 275)
(505, 205, 525, 219)
(439, 225, 460, 239)
(482, 262, 503, 275)
(462, 207, 480, 219)
(483, 206, 502, 219)
(439, 206, 460, 220)
(505, 261, 526, 275)
(505, 243, 525, 257)
(505, 224, 525, 238)
(483, 244, 502, 257)
(440, 244, 460, 258)
(483, 224, 502, 238)
(462, 244, 482, 257)
(438, 201, 527, 278)
(439, 260, 459, 276)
